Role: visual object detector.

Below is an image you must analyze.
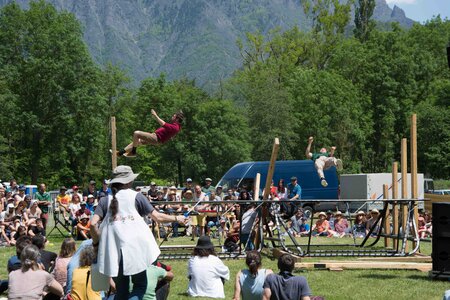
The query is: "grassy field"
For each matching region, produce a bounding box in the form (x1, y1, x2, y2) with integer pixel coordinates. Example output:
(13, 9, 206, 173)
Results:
(0, 223, 448, 300)
(434, 179, 450, 189)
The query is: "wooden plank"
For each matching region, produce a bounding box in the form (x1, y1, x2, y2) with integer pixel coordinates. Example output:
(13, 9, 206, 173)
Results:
(262, 138, 280, 200)
(358, 256, 432, 263)
(272, 248, 301, 262)
(424, 193, 450, 212)
(295, 261, 432, 272)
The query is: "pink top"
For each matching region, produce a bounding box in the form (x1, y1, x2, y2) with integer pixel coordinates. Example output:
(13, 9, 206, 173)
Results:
(52, 256, 71, 287)
(155, 122, 181, 143)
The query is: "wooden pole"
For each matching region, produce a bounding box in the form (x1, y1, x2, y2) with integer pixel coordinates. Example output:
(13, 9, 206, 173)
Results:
(262, 138, 280, 200)
(254, 173, 261, 201)
(392, 162, 399, 249)
(410, 114, 419, 248)
(401, 138, 408, 251)
(111, 116, 117, 170)
(383, 184, 391, 248)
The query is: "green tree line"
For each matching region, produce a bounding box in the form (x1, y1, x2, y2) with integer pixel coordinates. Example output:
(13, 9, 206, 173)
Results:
(0, 0, 448, 188)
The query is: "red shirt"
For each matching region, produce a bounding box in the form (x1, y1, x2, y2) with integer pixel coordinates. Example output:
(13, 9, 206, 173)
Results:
(155, 122, 181, 143)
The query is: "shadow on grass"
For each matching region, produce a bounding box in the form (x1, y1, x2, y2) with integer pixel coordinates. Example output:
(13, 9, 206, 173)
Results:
(358, 274, 397, 279)
(407, 274, 437, 281)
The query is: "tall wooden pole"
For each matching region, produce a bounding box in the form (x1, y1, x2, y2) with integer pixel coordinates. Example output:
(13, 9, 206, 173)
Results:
(392, 162, 399, 249)
(262, 138, 280, 200)
(401, 138, 408, 251)
(254, 173, 261, 201)
(383, 184, 391, 248)
(410, 114, 419, 248)
(111, 117, 117, 170)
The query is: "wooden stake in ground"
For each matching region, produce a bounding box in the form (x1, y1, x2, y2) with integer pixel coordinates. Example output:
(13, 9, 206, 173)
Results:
(410, 114, 419, 248)
(401, 138, 408, 252)
(392, 162, 399, 249)
(111, 116, 117, 170)
(383, 184, 391, 248)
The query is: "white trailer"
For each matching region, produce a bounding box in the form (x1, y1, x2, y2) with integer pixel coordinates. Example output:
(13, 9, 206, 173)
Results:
(340, 173, 424, 211)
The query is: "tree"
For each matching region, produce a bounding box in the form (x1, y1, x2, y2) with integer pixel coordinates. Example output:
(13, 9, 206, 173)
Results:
(354, 0, 376, 42)
(0, 1, 109, 185)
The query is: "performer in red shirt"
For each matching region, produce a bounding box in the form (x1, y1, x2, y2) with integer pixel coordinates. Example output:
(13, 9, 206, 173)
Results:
(118, 109, 184, 157)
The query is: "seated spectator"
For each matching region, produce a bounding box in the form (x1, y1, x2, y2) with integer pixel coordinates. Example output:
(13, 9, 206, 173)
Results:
(8, 236, 32, 273)
(418, 211, 432, 239)
(352, 211, 367, 238)
(56, 186, 71, 223)
(290, 208, 310, 237)
(76, 214, 91, 240)
(333, 211, 349, 238)
(28, 218, 46, 237)
(131, 263, 174, 300)
(27, 200, 42, 226)
(233, 251, 273, 300)
(12, 225, 28, 241)
(32, 234, 57, 272)
(8, 244, 63, 299)
(69, 246, 101, 300)
(65, 239, 93, 294)
(52, 238, 76, 289)
(366, 209, 381, 236)
(241, 203, 258, 250)
(14, 201, 29, 226)
(75, 201, 91, 220)
(263, 254, 311, 300)
(326, 210, 335, 231)
(224, 220, 240, 253)
(85, 195, 96, 214)
(311, 212, 330, 236)
(187, 236, 230, 298)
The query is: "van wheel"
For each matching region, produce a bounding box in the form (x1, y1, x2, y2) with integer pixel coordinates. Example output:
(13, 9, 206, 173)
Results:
(302, 206, 313, 219)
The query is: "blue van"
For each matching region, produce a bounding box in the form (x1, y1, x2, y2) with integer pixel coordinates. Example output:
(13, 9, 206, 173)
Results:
(216, 160, 339, 215)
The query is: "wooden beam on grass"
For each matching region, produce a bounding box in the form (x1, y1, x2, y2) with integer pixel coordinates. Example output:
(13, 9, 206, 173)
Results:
(295, 261, 431, 272)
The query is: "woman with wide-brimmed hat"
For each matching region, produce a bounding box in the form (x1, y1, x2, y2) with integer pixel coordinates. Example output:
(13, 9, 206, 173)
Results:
(90, 165, 186, 299)
(187, 236, 229, 298)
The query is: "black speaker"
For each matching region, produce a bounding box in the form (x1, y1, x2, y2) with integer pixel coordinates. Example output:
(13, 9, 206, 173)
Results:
(431, 202, 450, 274)
(447, 46, 450, 69)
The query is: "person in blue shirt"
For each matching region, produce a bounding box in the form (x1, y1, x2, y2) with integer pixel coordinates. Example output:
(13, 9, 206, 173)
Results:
(287, 177, 302, 200)
(281, 177, 302, 218)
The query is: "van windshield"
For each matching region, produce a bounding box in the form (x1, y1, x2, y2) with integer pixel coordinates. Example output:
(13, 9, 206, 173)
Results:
(216, 178, 241, 190)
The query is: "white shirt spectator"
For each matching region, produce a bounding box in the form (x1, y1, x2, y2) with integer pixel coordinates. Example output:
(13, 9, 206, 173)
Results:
(187, 255, 230, 298)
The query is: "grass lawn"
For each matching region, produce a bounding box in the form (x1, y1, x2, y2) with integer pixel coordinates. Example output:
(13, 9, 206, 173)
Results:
(0, 221, 448, 300)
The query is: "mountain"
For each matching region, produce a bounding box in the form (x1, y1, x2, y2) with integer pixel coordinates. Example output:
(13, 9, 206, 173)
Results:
(0, 0, 415, 90)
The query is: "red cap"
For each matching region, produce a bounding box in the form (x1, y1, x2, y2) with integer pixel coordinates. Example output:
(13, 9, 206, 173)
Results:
(72, 185, 79, 190)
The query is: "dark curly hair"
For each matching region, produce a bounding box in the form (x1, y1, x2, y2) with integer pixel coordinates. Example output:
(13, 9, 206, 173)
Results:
(175, 110, 184, 124)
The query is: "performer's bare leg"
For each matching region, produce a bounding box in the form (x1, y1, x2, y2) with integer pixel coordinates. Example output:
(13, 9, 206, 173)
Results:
(119, 131, 158, 157)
